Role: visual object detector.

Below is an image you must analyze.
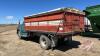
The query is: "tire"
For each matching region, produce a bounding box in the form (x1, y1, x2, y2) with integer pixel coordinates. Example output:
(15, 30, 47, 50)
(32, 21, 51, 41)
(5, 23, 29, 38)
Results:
(59, 36, 72, 45)
(67, 37, 72, 44)
(17, 31, 23, 39)
(39, 35, 51, 50)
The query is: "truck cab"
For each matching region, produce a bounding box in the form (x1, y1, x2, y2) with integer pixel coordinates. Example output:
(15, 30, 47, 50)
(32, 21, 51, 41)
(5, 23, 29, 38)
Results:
(17, 22, 28, 38)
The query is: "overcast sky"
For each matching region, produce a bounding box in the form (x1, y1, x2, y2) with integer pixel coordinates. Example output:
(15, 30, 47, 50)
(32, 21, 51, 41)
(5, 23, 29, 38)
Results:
(0, 0, 100, 24)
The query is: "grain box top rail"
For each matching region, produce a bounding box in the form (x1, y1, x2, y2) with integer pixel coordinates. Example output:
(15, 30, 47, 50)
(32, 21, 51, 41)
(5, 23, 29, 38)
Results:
(24, 7, 85, 19)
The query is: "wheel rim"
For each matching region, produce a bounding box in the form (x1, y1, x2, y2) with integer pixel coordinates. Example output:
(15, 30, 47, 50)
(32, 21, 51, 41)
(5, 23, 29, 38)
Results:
(41, 38, 47, 47)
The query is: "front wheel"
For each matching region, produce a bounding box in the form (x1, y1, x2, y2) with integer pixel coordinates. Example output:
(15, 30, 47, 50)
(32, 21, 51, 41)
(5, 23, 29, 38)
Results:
(39, 35, 51, 50)
(17, 31, 23, 39)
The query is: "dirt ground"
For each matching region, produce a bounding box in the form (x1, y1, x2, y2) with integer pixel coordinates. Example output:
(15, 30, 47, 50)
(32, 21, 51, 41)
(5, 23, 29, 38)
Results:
(0, 25, 100, 56)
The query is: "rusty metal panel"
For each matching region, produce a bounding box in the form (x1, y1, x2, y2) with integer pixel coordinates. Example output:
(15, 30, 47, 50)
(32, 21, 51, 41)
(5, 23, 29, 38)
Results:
(64, 12, 84, 32)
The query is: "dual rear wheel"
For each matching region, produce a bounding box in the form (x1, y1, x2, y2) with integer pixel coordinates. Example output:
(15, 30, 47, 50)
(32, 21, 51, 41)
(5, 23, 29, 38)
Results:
(39, 35, 51, 50)
(39, 35, 72, 50)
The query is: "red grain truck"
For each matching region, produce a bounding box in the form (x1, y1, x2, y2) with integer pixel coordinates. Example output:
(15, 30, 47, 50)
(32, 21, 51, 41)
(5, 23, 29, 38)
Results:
(17, 8, 85, 49)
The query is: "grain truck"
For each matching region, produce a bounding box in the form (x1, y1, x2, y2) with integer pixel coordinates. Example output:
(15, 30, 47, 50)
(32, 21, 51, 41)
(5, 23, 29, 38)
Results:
(17, 8, 85, 49)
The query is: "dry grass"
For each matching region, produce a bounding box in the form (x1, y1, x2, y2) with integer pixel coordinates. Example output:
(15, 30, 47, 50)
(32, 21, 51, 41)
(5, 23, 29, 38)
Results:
(0, 25, 100, 56)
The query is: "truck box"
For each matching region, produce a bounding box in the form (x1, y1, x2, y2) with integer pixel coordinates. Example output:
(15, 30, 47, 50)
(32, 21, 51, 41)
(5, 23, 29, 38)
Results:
(24, 8, 85, 35)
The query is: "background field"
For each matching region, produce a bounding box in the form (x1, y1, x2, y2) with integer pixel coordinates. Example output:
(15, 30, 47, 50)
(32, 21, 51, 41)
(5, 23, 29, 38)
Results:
(0, 25, 100, 56)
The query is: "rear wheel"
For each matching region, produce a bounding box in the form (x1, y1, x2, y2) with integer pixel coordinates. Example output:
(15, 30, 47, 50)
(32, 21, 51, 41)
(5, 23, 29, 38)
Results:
(39, 35, 51, 50)
(58, 36, 72, 45)
(66, 37, 72, 44)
